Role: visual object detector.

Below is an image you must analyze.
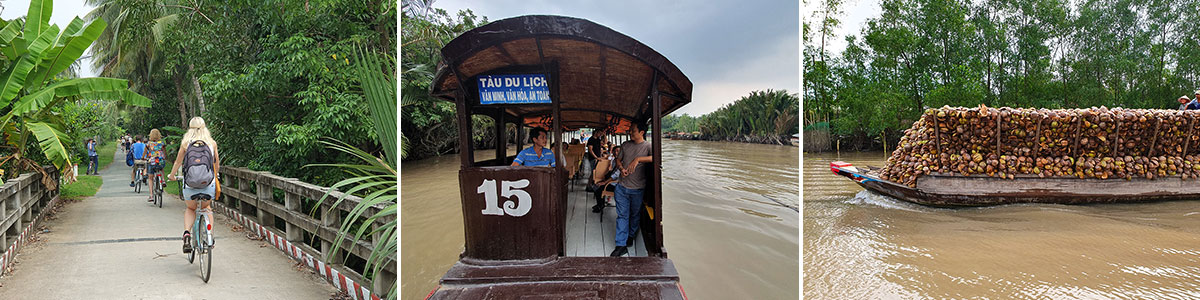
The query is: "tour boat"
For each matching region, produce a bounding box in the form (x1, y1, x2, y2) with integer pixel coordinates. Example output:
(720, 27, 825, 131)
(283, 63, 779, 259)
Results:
(425, 15, 689, 299)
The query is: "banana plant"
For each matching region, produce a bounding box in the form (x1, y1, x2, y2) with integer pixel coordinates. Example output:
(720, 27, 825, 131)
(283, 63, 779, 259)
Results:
(0, 0, 151, 186)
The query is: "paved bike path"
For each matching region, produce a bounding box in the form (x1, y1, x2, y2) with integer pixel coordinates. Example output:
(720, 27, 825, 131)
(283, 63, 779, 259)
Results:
(0, 150, 337, 299)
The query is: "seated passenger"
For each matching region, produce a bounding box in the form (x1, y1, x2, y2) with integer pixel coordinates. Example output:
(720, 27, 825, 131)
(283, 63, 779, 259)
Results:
(511, 128, 556, 167)
(592, 146, 621, 213)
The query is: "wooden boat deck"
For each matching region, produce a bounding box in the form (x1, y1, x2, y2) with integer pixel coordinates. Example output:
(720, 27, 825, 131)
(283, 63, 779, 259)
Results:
(564, 164, 648, 257)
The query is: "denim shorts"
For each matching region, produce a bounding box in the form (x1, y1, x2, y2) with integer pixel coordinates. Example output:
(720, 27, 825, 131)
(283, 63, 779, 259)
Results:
(181, 176, 217, 201)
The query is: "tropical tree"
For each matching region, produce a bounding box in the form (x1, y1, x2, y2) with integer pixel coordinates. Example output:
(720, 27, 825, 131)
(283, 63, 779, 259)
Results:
(0, 0, 151, 185)
(85, 0, 205, 127)
(401, 1, 486, 161)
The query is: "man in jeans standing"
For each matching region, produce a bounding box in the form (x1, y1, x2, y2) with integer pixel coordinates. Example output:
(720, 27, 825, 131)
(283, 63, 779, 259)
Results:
(610, 122, 653, 257)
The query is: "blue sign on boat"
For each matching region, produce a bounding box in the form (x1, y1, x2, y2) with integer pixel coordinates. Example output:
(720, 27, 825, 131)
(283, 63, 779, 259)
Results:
(478, 74, 551, 104)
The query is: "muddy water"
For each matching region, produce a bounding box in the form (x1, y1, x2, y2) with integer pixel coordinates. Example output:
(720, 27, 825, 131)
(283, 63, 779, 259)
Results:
(804, 151, 1200, 299)
(401, 140, 799, 300)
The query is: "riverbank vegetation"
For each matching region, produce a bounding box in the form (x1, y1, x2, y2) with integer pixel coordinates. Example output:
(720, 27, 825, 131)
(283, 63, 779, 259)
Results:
(804, 0, 1200, 151)
(661, 90, 800, 145)
(401, 3, 488, 161)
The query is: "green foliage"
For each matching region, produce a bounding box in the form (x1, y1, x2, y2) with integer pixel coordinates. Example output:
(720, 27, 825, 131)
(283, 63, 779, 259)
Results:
(308, 138, 395, 299)
(96, 141, 115, 169)
(95, 0, 397, 187)
(661, 113, 700, 133)
(0, 0, 150, 179)
(804, 0, 1200, 150)
(401, 4, 487, 161)
(61, 100, 121, 162)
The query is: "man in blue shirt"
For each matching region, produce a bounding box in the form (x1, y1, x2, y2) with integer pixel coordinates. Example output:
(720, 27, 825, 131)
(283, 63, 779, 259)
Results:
(130, 136, 147, 187)
(86, 138, 99, 175)
(1191, 90, 1200, 110)
(511, 128, 556, 167)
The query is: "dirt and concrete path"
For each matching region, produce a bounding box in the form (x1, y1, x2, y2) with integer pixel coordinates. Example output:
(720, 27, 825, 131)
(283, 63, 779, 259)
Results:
(0, 150, 337, 299)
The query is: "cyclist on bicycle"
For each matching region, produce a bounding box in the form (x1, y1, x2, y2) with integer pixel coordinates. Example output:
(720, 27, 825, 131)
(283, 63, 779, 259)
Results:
(145, 129, 167, 202)
(167, 117, 220, 254)
(129, 135, 147, 187)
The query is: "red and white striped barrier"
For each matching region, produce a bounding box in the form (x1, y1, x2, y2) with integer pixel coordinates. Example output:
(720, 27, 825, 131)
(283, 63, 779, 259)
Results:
(0, 195, 61, 277)
(214, 204, 382, 300)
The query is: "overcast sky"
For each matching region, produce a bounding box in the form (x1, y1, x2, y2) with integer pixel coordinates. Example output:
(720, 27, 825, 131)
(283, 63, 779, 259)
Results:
(434, 0, 801, 116)
(0, 0, 98, 78)
(819, 0, 880, 56)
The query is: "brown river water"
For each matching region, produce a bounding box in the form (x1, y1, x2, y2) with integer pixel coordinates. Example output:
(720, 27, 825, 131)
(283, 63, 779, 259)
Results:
(804, 151, 1200, 299)
(401, 140, 800, 299)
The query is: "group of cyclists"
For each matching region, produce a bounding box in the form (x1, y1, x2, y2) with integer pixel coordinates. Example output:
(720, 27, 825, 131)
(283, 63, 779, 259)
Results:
(117, 117, 222, 256)
(127, 129, 166, 195)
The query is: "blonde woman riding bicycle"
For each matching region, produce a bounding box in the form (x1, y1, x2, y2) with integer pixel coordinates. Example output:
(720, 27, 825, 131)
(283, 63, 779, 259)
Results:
(167, 117, 221, 253)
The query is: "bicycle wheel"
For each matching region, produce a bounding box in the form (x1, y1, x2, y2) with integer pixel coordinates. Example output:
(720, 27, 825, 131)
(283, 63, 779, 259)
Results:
(154, 177, 163, 208)
(135, 171, 142, 193)
(198, 218, 212, 282)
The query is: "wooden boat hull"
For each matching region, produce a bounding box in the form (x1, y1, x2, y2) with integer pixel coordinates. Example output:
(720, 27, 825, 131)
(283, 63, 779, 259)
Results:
(831, 162, 1200, 206)
(427, 257, 685, 300)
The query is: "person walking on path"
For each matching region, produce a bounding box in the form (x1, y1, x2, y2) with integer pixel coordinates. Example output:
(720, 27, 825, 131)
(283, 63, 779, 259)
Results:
(86, 138, 99, 175)
(167, 116, 221, 254)
(610, 122, 653, 257)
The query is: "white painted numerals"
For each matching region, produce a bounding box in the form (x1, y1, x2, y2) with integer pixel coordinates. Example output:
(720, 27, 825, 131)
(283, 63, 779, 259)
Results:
(476, 179, 532, 217)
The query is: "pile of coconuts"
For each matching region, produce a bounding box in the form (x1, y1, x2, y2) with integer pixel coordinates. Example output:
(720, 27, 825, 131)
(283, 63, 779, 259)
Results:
(879, 105, 1200, 187)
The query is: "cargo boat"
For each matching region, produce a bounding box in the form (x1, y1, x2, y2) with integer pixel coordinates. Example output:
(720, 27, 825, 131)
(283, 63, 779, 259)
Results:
(831, 161, 1200, 206)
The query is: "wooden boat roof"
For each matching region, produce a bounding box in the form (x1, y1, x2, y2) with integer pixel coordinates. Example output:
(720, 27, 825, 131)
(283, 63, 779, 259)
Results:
(431, 15, 693, 132)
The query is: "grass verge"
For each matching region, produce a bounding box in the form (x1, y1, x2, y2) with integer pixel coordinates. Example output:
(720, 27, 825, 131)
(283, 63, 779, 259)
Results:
(97, 142, 116, 170)
(61, 175, 103, 200)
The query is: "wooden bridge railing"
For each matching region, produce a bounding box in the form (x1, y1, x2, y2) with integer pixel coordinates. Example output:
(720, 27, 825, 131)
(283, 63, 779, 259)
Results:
(216, 167, 395, 298)
(0, 166, 60, 275)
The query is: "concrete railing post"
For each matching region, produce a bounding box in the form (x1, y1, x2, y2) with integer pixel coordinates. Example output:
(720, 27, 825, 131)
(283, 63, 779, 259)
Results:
(239, 176, 253, 215)
(0, 193, 7, 251)
(0, 191, 7, 224)
(371, 221, 396, 296)
(21, 184, 32, 223)
(284, 191, 302, 242)
(321, 203, 344, 265)
(255, 173, 272, 228)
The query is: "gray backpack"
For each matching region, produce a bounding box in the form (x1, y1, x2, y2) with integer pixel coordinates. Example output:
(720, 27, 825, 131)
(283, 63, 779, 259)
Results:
(183, 140, 215, 189)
